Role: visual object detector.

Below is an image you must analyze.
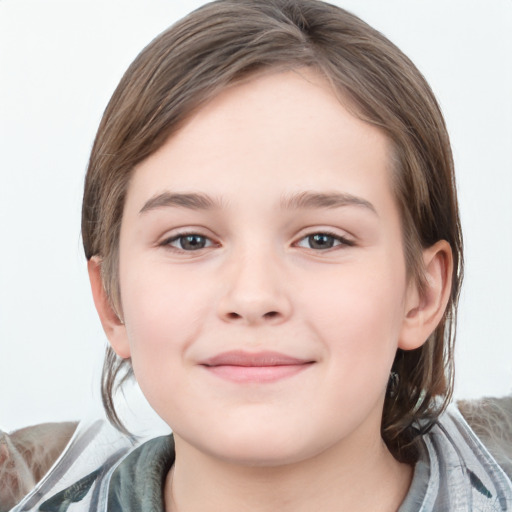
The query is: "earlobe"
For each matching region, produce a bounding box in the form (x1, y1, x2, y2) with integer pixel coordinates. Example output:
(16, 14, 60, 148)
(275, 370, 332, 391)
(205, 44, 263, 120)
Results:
(87, 257, 131, 359)
(398, 240, 453, 351)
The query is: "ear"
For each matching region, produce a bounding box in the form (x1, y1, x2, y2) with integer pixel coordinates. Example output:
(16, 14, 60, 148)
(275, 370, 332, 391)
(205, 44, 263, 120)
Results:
(398, 240, 453, 351)
(87, 257, 131, 359)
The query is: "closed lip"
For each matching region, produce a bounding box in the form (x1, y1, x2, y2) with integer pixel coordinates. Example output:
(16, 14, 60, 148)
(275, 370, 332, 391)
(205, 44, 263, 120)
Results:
(200, 350, 314, 367)
(199, 350, 314, 383)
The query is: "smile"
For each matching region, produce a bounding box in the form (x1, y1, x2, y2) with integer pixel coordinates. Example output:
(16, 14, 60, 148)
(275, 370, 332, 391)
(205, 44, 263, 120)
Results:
(200, 350, 315, 383)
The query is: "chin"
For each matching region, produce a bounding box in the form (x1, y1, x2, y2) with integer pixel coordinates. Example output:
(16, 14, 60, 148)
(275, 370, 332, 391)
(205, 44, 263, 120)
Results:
(183, 420, 330, 468)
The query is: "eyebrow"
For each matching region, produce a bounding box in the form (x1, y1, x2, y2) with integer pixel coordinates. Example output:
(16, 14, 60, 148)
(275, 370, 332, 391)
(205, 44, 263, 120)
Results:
(139, 191, 377, 215)
(279, 191, 377, 215)
(139, 192, 226, 214)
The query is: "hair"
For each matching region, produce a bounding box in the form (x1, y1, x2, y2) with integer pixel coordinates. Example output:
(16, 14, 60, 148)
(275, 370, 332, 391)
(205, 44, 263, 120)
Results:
(82, 0, 463, 463)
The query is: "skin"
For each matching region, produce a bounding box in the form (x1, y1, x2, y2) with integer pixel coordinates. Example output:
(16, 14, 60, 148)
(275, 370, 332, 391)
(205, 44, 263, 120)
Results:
(89, 69, 452, 511)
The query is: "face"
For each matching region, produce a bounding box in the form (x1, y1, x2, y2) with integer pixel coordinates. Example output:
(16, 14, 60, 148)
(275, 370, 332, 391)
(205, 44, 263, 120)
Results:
(115, 70, 417, 466)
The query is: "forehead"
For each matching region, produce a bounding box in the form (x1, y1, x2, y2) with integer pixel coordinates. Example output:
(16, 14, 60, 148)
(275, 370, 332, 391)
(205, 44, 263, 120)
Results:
(124, 69, 395, 217)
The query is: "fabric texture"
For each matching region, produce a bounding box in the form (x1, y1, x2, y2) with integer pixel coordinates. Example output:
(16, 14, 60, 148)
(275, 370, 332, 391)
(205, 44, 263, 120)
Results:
(398, 407, 512, 511)
(8, 406, 512, 511)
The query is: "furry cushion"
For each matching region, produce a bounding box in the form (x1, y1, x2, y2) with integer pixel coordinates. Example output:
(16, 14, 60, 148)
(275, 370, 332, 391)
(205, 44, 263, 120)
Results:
(457, 395, 512, 480)
(0, 422, 77, 512)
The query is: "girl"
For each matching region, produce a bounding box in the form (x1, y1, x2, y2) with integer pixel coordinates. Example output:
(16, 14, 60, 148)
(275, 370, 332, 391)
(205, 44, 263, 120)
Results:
(7, 0, 512, 510)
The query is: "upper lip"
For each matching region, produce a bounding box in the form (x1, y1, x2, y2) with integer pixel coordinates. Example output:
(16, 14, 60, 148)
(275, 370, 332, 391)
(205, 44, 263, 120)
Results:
(201, 350, 313, 367)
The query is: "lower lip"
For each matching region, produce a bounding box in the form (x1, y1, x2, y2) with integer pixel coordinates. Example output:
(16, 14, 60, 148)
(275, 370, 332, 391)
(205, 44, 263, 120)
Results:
(203, 363, 312, 383)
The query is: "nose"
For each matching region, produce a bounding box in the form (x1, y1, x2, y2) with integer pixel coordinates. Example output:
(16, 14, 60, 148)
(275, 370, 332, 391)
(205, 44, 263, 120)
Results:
(217, 247, 292, 326)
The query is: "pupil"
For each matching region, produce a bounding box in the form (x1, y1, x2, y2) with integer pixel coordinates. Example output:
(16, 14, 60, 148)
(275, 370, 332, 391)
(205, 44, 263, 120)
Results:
(309, 234, 334, 249)
(181, 235, 205, 250)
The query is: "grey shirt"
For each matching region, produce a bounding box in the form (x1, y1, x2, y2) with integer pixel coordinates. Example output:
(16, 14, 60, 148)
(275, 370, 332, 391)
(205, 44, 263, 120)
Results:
(10, 407, 512, 511)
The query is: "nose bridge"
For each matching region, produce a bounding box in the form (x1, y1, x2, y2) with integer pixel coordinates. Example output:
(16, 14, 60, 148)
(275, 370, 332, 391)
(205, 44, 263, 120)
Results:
(217, 237, 291, 325)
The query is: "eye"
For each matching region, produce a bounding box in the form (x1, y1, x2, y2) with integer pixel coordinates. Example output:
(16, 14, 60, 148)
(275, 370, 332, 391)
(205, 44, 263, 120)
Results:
(163, 233, 215, 251)
(296, 232, 354, 250)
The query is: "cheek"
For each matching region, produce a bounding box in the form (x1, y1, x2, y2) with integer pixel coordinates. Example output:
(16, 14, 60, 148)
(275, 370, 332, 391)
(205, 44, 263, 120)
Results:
(301, 256, 407, 360)
(120, 263, 212, 379)
(298, 261, 406, 428)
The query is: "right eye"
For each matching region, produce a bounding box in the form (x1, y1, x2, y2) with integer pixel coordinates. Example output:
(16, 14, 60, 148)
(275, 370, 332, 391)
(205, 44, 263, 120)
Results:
(163, 233, 215, 251)
(295, 231, 355, 251)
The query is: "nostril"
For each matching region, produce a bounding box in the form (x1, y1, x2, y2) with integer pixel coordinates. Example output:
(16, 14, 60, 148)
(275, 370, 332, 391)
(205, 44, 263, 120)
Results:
(224, 311, 279, 321)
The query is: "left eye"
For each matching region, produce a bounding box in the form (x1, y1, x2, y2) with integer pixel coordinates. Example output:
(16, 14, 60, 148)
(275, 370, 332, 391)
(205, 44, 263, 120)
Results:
(296, 233, 352, 250)
(165, 234, 214, 251)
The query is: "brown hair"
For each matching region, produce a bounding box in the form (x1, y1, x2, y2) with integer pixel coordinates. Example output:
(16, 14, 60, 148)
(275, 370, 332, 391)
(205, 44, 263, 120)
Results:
(82, 0, 463, 463)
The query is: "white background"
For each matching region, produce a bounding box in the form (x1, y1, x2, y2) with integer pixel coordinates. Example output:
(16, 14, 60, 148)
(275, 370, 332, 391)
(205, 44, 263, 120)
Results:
(1, 0, 511, 433)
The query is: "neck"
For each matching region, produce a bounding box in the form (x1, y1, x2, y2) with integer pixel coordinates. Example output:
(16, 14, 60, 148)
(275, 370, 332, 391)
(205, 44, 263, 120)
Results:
(165, 430, 412, 512)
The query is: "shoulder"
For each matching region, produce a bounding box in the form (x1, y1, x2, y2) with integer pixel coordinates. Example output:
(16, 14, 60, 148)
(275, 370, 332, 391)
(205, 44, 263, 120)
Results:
(0, 422, 77, 510)
(458, 395, 512, 481)
(401, 405, 512, 512)
(107, 435, 174, 512)
(7, 418, 140, 512)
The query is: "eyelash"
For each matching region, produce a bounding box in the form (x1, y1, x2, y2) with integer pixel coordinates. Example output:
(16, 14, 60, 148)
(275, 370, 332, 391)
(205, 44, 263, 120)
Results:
(161, 230, 355, 252)
(296, 231, 355, 250)
(162, 233, 217, 252)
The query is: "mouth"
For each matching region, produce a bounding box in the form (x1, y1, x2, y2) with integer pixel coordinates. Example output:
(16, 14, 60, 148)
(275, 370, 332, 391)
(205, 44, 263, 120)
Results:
(200, 350, 315, 383)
